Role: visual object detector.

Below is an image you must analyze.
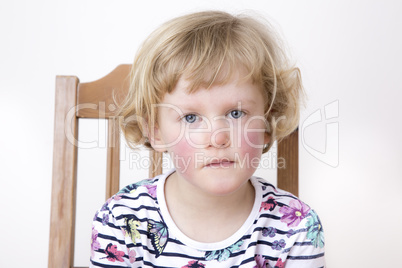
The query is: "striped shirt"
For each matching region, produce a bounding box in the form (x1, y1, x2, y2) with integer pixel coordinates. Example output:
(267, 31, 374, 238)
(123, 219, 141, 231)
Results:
(91, 170, 325, 267)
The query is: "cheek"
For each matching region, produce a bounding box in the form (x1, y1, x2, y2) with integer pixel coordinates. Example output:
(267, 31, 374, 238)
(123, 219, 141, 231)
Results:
(242, 125, 266, 146)
(172, 138, 194, 155)
(238, 130, 265, 160)
(162, 127, 182, 145)
(169, 137, 196, 173)
(237, 116, 267, 150)
(245, 131, 265, 145)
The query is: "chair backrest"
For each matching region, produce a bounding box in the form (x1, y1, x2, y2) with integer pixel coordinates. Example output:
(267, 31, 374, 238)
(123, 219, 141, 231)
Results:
(48, 65, 298, 268)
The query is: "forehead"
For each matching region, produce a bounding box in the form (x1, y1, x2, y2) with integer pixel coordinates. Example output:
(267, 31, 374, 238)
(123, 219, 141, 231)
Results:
(162, 73, 264, 108)
(178, 63, 260, 94)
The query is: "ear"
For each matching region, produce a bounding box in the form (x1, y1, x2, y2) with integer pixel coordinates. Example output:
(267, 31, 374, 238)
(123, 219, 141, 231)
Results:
(148, 124, 167, 152)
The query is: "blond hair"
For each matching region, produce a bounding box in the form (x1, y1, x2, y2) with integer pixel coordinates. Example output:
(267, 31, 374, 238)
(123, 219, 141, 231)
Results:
(119, 10, 303, 153)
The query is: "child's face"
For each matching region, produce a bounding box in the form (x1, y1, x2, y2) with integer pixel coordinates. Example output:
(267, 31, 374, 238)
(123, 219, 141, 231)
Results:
(151, 71, 270, 197)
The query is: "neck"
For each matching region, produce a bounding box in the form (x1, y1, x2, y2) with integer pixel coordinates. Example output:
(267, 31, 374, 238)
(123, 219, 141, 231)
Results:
(164, 171, 255, 242)
(167, 171, 254, 212)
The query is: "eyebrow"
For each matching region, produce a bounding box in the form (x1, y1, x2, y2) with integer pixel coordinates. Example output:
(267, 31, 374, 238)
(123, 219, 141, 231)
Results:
(169, 98, 258, 108)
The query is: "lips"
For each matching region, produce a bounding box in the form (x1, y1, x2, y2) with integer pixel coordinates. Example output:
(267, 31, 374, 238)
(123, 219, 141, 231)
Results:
(204, 159, 235, 168)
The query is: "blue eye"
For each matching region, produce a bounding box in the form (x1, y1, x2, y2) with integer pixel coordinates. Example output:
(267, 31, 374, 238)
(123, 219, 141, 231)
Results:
(183, 114, 198, 123)
(229, 110, 244, 119)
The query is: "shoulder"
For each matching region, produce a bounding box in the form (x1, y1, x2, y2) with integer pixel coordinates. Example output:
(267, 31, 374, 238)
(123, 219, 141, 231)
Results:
(253, 177, 304, 214)
(251, 177, 325, 265)
(253, 177, 325, 246)
(94, 176, 162, 223)
(91, 174, 169, 265)
(117, 176, 159, 198)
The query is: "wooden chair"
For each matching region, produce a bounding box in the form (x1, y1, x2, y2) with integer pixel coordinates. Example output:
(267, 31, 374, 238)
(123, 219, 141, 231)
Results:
(48, 64, 298, 268)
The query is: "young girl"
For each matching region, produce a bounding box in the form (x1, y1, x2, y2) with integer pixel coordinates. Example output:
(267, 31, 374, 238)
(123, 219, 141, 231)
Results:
(91, 11, 325, 267)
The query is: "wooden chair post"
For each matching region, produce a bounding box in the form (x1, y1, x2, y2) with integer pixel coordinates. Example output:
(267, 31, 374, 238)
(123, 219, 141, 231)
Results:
(48, 76, 79, 268)
(149, 151, 163, 178)
(277, 128, 299, 196)
(106, 117, 121, 199)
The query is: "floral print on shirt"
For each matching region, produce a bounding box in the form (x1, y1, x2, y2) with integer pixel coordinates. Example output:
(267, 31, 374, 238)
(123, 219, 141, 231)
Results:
(279, 199, 310, 227)
(204, 240, 244, 262)
(306, 210, 325, 248)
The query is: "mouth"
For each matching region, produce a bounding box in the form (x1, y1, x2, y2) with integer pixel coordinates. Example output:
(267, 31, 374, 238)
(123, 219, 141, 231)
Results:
(204, 159, 235, 168)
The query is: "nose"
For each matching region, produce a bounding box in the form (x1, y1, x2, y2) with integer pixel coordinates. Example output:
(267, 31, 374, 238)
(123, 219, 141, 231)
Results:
(210, 118, 231, 148)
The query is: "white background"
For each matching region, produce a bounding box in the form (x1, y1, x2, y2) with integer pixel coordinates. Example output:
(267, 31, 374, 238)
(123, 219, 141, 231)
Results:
(1, 0, 402, 267)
